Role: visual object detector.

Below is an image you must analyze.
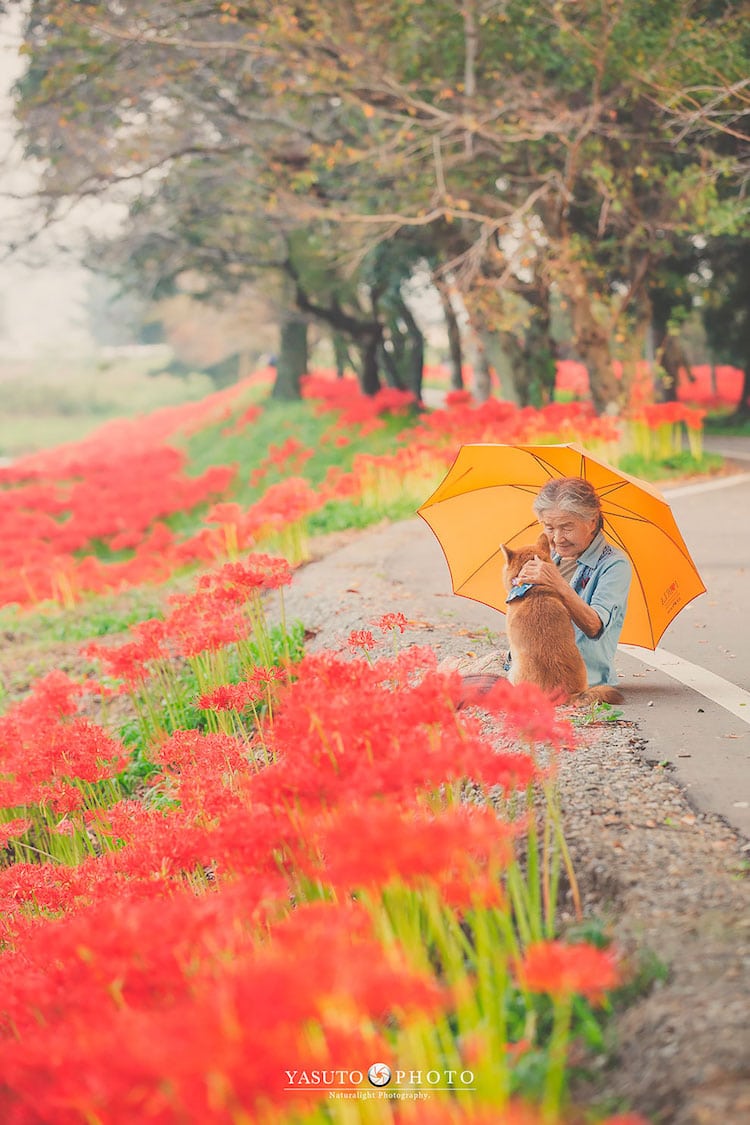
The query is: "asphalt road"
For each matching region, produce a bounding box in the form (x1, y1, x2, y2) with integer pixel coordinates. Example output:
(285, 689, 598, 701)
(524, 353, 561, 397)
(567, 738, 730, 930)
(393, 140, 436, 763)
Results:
(399, 432, 750, 836)
(616, 438, 750, 837)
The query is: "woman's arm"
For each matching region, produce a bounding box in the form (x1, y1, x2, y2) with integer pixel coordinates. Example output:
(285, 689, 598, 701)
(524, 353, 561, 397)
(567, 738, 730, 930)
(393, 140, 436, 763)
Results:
(517, 556, 603, 637)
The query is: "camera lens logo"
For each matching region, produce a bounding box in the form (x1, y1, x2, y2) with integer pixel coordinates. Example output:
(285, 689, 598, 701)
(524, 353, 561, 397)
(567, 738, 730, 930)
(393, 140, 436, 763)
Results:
(367, 1063, 392, 1087)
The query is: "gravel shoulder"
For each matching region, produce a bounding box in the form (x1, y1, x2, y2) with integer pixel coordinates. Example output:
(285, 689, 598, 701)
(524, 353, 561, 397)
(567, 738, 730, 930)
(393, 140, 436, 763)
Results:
(283, 517, 750, 1125)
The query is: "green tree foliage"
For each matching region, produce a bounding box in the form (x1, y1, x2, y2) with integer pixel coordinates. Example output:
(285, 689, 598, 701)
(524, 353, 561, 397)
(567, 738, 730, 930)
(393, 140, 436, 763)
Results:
(12, 0, 750, 408)
(702, 238, 750, 417)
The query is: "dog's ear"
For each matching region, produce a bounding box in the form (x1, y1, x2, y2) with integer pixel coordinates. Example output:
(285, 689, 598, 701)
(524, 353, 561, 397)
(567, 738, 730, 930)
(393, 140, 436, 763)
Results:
(535, 532, 552, 558)
(500, 543, 514, 562)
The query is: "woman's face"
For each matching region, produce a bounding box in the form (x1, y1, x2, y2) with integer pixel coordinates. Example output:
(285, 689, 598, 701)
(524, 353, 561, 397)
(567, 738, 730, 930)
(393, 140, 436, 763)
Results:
(539, 508, 598, 558)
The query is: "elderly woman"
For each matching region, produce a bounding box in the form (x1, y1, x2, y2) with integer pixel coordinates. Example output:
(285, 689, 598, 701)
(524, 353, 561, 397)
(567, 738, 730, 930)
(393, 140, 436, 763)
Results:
(516, 476, 632, 688)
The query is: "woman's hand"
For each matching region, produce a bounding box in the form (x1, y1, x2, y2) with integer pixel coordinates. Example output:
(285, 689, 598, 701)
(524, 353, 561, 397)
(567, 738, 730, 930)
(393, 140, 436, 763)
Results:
(517, 555, 567, 593)
(518, 555, 603, 638)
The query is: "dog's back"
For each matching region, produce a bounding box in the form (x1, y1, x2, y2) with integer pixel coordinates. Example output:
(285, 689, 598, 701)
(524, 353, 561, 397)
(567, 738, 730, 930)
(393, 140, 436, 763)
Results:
(501, 534, 623, 706)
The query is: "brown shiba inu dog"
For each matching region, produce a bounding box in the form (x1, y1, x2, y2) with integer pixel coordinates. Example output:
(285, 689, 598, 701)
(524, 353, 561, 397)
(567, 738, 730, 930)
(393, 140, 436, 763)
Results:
(501, 533, 624, 706)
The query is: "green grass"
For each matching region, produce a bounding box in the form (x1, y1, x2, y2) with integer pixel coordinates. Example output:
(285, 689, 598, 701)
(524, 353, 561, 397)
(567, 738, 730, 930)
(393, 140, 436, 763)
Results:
(618, 450, 724, 480)
(184, 398, 416, 496)
(0, 354, 216, 458)
(0, 584, 175, 647)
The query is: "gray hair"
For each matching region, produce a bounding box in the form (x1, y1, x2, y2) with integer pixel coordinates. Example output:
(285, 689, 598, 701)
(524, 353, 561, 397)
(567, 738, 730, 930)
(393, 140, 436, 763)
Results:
(532, 477, 603, 529)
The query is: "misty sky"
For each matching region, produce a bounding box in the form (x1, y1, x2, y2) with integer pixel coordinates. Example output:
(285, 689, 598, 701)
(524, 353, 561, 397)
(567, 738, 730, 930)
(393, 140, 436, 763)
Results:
(0, 8, 93, 355)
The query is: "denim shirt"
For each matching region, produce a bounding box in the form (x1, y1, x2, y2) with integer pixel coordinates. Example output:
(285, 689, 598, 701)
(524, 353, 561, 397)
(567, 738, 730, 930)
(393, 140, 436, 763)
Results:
(553, 531, 632, 687)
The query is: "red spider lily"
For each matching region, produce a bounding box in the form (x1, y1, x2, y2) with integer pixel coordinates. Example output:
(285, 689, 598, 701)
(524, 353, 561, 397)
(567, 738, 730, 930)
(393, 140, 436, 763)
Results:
(153, 729, 249, 774)
(0, 674, 128, 811)
(197, 555, 293, 596)
(306, 802, 516, 899)
(220, 403, 262, 436)
(0, 896, 445, 1124)
(444, 389, 474, 407)
(82, 634, 161, 689)
(196, 682, 252, 711)
(347, 628, 376, 653)
(373, 612, 408, 633)
(252, 476, 323, 529)
(15, 668, 83, 718)
(0, 380, 256, 608)
(516, 940, 620, 1003)
(82, 617, 172, 689)
(456, 676, 575, 749)
(248, 437, 315, 487)
(245, 651, 546, 811)
(0, 819, 32, 847)
(84, 555, 292, 688)
(198, 667, 285, 712)
(301, 373, 416, 426)
(317, 464, 363, 504)
(163, 597, 250, 658)
(0, 861, 95, 928)
(204, 501, 246, 528)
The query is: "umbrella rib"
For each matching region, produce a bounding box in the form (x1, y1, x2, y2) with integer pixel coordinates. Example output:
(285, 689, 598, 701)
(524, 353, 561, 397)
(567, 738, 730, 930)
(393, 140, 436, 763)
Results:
(604, 511, 701, 563)
(456, 519, 541, 590)
(523, 449, 573, 478)
(455, 545, 505, 593)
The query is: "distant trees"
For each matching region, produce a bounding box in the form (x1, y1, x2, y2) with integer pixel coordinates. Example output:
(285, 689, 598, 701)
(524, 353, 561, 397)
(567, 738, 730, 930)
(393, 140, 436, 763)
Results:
(12, 0, 750, 408)
(702, 238, 750, 419)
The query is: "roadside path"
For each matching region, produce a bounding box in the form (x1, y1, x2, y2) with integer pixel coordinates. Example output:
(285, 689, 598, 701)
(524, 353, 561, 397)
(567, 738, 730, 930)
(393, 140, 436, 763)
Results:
(299, 456, 750, 836)
(283, 464, 750, 1124)
(388, 415, 750, 834)
(618, 449, 750, 837)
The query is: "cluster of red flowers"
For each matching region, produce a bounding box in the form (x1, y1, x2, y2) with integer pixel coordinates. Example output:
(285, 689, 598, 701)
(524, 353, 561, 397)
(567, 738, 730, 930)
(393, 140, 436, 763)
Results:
(407, 397, 621, 451)
(197, 666, 285, 712)
(0, 669, 128, 813)
(518, 940, 620, 1003)
(0, 379, 261, 607)
(249, 437, 314, 486)
(0, 364, 677, 1120)
(0, 598, 626, 1123)
(1, 355, 714, 615)
(83, 555, 293, 685)
(301, 372, 417, 429)
(628, 401, 707, 432)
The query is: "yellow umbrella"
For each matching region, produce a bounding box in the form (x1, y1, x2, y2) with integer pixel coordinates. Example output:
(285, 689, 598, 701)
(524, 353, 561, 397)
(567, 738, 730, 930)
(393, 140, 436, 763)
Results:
(417, 442, 706, 649)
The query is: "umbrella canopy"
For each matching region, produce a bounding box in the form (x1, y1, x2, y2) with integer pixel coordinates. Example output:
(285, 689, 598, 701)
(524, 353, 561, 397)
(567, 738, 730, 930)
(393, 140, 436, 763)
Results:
(418, 442, 706, 649)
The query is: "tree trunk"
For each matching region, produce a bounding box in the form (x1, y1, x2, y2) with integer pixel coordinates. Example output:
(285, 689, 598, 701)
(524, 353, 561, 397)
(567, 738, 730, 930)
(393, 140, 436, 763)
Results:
(501, 303, 556, 408)
(472, 334, 494, 402)
(583, 340, 620, 414)
(332, 333, 351, 379)
(271, 314, 307, 400)
(656, 332, 689, 403)
(480, 331, 519, 404)
(732, 360, 750, 419)
(398, 300, 424, 403)
(572, 304, 620, 414)
(360, 331, 382, 395)
(497, 332, 527, 404)
(379, 339, 406, 390)
(435, 280, 464, 390)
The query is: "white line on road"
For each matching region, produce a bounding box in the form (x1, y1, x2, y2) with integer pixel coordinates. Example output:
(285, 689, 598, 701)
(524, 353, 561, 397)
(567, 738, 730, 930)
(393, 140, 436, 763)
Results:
(622, 645, 750, 725)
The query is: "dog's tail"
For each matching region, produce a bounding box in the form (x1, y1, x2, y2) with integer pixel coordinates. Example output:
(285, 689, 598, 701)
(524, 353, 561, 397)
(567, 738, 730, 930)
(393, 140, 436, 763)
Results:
(571, 684, 624, 707)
